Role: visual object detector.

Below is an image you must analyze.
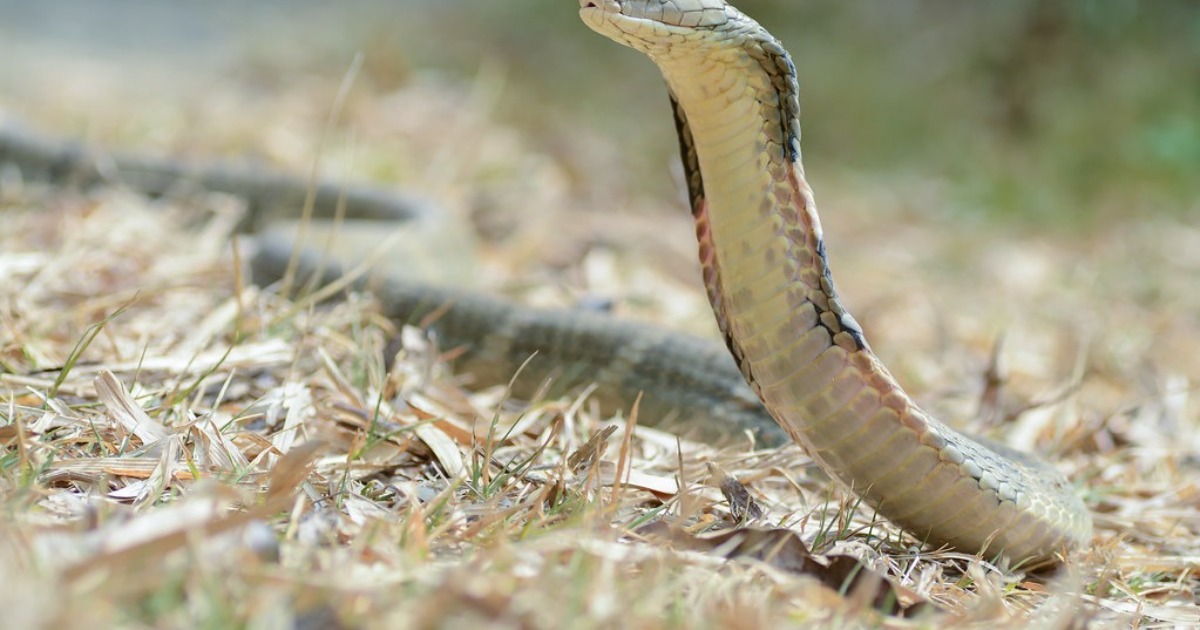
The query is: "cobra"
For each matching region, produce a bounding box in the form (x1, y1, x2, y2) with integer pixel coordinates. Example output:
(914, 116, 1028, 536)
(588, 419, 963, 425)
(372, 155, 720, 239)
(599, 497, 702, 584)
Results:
(0, 0, 1092, 568)
(580, 0, 1091, 565)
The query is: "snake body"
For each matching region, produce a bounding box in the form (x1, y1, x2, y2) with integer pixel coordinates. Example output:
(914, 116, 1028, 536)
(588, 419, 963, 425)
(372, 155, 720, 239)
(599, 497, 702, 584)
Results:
(581, 0, 1091, 564)
(0, 123, 783, 446)
(0, 0, 1090, 567)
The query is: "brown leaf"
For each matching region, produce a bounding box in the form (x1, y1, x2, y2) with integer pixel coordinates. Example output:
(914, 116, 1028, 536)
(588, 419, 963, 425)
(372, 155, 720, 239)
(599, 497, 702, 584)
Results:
(693, 527, 820, 575)
(706, 461, 763, 523)
(264, 440, 325, 502)
(822, 554, 931, 617)
(645, 525, 930, 617)
(567, 425, 617, 472)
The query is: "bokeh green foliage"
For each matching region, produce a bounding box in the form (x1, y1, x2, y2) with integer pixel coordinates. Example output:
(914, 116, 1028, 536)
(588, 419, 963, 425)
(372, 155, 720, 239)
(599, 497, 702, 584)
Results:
(375, 0, 1199, 227)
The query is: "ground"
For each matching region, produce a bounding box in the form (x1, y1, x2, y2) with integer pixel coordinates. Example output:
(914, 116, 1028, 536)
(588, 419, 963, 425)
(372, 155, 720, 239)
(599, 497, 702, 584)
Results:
(2, 2, 1199, 628)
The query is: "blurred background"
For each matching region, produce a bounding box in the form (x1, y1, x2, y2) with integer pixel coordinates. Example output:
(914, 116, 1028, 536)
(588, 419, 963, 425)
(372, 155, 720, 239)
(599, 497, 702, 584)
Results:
(3, 0, 1200, 429)
(4, 5, 1200, 624)
(2, 0, 1197, 227)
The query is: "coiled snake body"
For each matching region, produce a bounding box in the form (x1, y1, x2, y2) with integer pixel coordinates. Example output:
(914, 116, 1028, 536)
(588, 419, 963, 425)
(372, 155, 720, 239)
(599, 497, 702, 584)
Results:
(0, 0, 1090, 568)
(581, 0, 1091, 564)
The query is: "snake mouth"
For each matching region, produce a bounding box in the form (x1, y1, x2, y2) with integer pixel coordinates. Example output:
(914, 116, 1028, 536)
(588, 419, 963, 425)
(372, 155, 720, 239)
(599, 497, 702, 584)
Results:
(579, 0, 619, 11)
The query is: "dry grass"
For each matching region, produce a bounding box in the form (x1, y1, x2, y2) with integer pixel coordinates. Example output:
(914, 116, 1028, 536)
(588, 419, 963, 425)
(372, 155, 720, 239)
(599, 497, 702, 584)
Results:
(0, 187, 902, 628)
(3, 39, 1200, 630)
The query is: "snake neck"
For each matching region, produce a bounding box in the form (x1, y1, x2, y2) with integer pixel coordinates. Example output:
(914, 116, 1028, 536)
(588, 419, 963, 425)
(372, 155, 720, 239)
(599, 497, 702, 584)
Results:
(655, 26, 882, 424)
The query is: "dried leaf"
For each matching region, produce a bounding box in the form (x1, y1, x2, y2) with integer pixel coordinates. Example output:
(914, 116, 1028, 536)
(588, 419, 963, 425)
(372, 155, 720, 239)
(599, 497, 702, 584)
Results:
(415, 423, 465, 479)
(568, 425, 617, 472)
(95, 370, 170, 445)
(706, 461, 763, 523)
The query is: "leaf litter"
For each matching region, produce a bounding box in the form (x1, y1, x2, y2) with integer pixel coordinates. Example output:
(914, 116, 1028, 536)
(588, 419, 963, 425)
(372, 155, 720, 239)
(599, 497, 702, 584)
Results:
(1, 74, 1200, 628)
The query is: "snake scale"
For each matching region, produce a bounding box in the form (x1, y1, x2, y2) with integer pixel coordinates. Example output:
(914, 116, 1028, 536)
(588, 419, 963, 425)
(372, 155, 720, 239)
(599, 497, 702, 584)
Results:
(0, 0, 1090, 566)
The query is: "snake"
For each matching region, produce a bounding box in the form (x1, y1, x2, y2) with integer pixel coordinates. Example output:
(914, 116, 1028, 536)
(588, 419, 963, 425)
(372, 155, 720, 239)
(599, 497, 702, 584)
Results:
(580, 0, 1091, 565)
(0, 0, 1090, 567)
